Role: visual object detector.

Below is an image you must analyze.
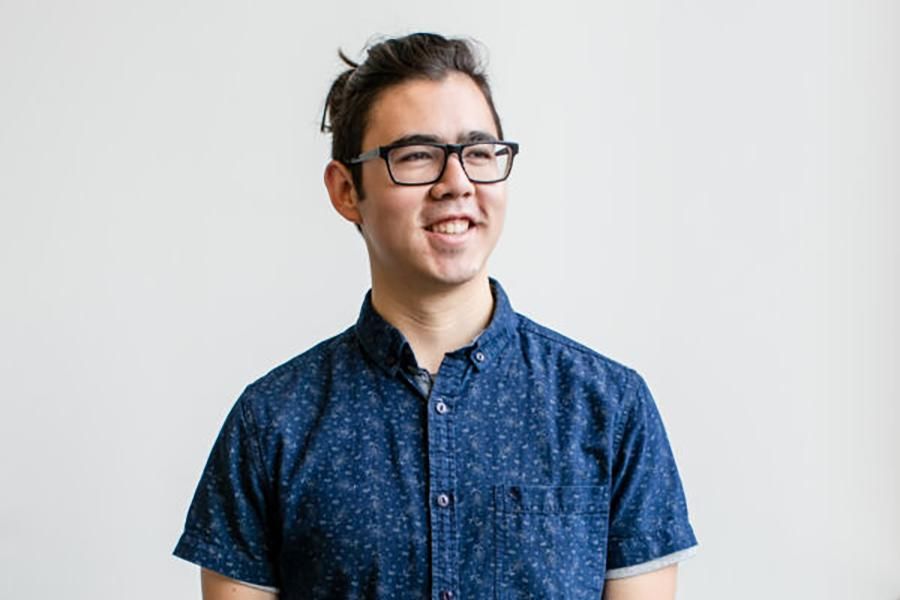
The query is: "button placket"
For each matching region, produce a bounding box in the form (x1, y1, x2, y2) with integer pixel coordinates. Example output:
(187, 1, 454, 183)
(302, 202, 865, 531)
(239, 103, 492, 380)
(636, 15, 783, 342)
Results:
(425, 360, 464, 600)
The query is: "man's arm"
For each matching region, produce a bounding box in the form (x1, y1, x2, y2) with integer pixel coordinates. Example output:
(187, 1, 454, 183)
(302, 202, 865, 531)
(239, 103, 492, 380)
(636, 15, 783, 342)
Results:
(200, 569, 278, 600)
(602, 564, 678, 600)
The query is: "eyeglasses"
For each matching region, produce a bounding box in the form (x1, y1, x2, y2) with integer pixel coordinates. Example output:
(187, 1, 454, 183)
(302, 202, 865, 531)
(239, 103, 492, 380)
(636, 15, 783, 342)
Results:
(347, 141, 520, 185)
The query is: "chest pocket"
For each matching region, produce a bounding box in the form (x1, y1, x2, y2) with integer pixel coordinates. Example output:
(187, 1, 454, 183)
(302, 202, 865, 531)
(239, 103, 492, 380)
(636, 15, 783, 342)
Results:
(494, 484, 609, 600)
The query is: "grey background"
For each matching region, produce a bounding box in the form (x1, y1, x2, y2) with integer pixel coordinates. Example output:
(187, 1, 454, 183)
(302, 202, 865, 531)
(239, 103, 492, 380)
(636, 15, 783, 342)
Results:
(1, 1, 898, 598)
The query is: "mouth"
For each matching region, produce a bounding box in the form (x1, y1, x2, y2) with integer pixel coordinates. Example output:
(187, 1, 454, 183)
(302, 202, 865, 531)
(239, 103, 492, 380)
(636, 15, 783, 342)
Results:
(425, 218, 473, 235)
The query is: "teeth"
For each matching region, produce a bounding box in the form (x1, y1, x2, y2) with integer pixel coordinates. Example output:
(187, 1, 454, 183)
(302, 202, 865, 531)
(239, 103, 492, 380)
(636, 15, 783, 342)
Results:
(430, 219, 470, 235)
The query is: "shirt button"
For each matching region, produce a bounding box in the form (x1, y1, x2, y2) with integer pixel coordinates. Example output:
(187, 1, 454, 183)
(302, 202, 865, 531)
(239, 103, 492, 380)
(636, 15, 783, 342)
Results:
(474, 351, 486, 362)
(440, 591, 454, 600)
(436, 493, 451, 507)
(435, 400, 449, 415)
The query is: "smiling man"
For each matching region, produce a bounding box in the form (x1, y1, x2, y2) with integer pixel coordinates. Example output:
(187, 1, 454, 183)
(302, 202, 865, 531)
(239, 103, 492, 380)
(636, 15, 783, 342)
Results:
(174, 33, 697, 600)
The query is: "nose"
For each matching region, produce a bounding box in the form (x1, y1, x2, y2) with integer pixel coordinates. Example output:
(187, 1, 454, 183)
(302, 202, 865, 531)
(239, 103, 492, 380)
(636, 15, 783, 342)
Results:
(431, 151, 475, 199)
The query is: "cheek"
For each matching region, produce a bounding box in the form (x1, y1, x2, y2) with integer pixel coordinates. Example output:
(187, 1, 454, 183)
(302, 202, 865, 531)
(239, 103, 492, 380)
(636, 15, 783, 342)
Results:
(482, 188, 508, 220)
(359, 197, 422, 242)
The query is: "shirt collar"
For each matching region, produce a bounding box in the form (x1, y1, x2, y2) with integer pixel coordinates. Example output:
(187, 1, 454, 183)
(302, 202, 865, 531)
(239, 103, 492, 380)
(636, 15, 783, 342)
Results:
(355, 278, 518, 376)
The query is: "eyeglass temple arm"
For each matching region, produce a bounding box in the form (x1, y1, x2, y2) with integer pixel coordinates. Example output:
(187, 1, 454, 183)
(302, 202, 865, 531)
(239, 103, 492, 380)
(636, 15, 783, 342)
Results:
(348, 147, 382, 164)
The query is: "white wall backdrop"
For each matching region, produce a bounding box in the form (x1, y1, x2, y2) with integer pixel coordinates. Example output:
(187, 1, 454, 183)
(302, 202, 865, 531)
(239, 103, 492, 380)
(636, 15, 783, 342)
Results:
(1, 1, 897, 598)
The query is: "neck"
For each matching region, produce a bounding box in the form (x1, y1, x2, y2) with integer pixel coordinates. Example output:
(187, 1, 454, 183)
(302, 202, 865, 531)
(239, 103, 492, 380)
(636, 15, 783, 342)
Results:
(370, 274, 494, 374)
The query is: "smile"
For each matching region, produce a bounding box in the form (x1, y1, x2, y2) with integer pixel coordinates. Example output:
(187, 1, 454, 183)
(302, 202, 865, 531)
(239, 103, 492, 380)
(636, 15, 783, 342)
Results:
(426, 218, 472, 235)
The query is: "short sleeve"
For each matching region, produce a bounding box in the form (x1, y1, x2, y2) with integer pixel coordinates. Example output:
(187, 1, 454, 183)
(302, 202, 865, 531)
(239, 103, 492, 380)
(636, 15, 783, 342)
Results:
(173, 391, 278, 587)
(605, 371, 698, 578)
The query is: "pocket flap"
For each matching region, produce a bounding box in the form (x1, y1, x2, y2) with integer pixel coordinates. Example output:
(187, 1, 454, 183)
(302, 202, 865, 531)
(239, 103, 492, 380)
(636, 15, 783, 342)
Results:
(496, 484, 608, 515)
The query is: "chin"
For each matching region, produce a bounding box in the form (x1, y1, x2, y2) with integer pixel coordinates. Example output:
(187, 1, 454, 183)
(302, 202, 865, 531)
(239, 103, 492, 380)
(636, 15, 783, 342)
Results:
(427, 263, 488, 287)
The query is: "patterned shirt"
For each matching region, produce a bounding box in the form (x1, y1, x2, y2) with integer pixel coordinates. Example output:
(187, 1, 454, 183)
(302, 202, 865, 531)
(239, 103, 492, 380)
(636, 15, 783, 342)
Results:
(174, 279, 698, 599)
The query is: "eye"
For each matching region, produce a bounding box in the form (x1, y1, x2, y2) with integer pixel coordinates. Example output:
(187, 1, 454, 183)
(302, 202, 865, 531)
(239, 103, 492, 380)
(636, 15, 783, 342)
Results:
(397, 151, 431, 162)
(391, 146, 441, 163)
(463, 144, 496, 162)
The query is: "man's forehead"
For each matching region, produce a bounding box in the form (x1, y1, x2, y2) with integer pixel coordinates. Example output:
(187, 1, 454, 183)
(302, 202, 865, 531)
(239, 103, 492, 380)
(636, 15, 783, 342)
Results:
(362, 73, 498, 146)
(384, 131, 499, 145)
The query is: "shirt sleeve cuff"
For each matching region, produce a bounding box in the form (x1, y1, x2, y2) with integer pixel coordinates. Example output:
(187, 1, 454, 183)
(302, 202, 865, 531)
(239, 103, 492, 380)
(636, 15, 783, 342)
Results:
(605, 545, 698, 579)
(173, 530, 277, 589)
(236, 579, 279, 594)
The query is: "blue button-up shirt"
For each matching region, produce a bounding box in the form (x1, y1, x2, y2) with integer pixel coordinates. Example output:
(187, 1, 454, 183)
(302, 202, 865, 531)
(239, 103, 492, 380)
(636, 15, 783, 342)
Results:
(174, 279, 697, 598)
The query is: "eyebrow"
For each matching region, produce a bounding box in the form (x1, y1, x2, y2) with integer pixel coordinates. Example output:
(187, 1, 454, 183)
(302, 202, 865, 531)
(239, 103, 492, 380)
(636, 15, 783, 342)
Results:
(460, 130, 499, 143)
(387, 131, 499, 146)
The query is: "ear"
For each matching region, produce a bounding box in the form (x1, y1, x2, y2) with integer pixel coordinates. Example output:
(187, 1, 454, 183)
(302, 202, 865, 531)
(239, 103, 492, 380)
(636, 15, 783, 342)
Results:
(324, 160, 363, 225)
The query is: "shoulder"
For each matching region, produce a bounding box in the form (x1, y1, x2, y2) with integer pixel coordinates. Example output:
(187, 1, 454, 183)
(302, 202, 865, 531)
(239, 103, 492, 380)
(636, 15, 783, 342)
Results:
(512, 312, 643, 394)
(235, 326, 359, 421)
(254, 328, 353, 384)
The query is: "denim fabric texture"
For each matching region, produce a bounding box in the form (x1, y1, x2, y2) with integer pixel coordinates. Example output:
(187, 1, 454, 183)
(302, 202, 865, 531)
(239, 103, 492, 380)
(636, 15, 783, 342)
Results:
(174, 279, 697, 599)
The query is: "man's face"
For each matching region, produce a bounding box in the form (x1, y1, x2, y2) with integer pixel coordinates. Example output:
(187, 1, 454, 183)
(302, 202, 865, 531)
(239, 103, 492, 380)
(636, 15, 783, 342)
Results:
(354, 72, 507, 292)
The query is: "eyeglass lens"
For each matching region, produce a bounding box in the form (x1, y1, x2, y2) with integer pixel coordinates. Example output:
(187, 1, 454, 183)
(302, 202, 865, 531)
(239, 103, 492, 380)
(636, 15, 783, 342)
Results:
(386, 143, 513, 184)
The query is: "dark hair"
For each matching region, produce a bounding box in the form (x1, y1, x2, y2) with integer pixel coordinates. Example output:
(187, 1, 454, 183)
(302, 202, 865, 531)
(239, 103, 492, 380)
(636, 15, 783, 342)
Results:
(321, 33, 504, 196)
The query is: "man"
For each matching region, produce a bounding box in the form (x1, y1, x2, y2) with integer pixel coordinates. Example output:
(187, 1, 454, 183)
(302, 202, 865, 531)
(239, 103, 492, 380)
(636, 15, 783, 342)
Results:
(174, 33, 698, 599)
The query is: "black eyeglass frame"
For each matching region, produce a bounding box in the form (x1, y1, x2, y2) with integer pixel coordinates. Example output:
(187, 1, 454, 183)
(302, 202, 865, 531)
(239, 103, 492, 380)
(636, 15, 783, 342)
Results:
(346, 141, 520, 186)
